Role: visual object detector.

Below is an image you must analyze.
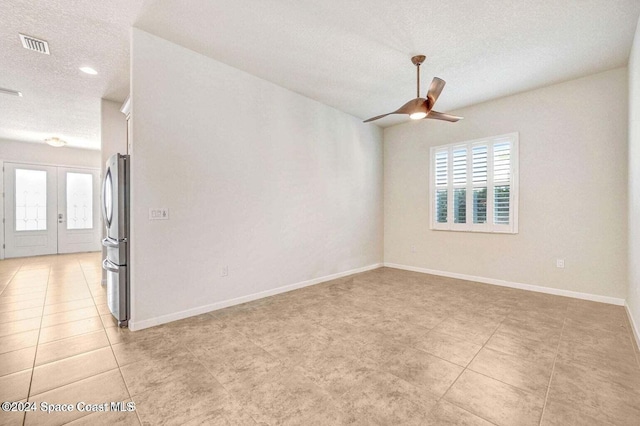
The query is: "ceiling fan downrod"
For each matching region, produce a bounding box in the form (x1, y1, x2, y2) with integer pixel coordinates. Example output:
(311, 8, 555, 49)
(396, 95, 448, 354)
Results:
(411, 55, 426, 98)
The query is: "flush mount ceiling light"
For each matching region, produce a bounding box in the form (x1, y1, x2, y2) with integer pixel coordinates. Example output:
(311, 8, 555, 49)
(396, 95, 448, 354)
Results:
(79, 67, 97, 75)
(0, 87, 22, 97)
(364, 55, 463, 123)
(45, 137, 67, 147)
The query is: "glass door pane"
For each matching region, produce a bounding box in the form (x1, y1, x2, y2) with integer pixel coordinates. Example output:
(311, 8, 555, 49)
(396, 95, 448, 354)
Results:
(66, 172, 93, 229)
(15, 169, 47, 231)
(4, 163, 58, 258)
(57, 167, 101, 254)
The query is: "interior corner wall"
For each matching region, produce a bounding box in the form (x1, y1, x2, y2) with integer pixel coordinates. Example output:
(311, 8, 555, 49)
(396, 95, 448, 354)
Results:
(129, 29, 383, 329)
(384, 67, 628, 301)
(100, 99, 127, 167)
(100, 99, 128, 283)
(628, 16, 640, 346)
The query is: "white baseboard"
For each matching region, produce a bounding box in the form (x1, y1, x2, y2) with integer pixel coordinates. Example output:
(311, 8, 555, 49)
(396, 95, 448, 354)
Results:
(383, 262, 626, 306)
(625, 302, 640, 352)
(129, 263, 383, 331)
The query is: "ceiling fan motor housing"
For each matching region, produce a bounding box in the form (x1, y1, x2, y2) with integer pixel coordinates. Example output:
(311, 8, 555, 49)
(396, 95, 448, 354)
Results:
(411, 55, 426, 66)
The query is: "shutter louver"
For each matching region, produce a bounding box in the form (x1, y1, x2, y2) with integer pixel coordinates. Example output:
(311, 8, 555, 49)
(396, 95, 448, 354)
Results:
(493, 142, 511, 225)
(435, 150, 448, 223)
(453, 148, 466, 185)
(472, 145, 487, 224)
(472, 145, 487, 184)
(493, 142, 511, 183)
(453, 147, 466, 223)
(435, 151, 448, 186)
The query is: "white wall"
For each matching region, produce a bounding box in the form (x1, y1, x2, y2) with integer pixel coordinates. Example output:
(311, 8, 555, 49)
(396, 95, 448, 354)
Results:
(628, 17, 640, 346)
(100, 99, 127, 167)
(384, 68, 628, 301)
(129, 29, 383, 329)
(100, 99, 128, 283)
(0, 138, 101, 168)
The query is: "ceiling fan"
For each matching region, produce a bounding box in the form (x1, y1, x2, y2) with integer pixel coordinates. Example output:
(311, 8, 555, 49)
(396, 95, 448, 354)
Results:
(364, 55, 463, 123)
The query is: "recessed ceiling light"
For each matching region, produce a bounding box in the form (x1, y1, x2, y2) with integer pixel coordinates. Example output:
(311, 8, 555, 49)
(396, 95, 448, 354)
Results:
(80, 67, 97, 75)
(44, 137, 67, 147)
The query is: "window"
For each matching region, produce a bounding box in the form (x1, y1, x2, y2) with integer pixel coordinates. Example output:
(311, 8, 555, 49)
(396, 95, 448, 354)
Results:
(430, 133, 518, 233)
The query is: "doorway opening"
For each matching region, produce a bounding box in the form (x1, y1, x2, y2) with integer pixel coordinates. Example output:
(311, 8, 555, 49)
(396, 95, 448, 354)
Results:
(3, 162, 101, 258)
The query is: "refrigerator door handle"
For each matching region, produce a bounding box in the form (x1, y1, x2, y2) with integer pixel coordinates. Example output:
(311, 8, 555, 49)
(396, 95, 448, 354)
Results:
(102, 168, 113, 229)
(102, 258, 120, 273)
(101, 169, 107, 226)
(102, 237, 119, 248)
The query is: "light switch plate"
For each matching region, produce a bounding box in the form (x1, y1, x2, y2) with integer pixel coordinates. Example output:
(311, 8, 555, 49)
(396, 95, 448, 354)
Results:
(149, 208, 169, 220)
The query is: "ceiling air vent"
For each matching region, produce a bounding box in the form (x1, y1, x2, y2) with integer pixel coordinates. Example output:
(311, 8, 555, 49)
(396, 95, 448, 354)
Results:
(19, 33, 50, 54)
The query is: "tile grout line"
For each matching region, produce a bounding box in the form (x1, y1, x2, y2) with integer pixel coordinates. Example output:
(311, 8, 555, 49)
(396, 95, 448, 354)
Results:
(79, 257, 142, 426)
(0, 257, 27, 426)
(38, 308, 102, 330)
(0, 264, 21, 298)
(182, 336, 263, 425)
(537, 311, 568, 425)
(22, 260, 53, 426)
(15, 256, 111, 424)
(283, 309, 503, 423)
(433, 308, 512, 426)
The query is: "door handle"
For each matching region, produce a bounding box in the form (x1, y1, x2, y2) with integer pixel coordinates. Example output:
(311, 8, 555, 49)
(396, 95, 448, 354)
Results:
(58, 213, 65, 223)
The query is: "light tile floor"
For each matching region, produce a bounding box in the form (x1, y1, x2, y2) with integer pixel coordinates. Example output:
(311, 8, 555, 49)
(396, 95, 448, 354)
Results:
(0, 253, 639, 425)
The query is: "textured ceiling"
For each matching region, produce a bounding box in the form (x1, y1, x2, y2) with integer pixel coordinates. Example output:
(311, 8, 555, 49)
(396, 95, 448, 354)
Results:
(0, 0, 144, 150)
(1, 0, 639, 150)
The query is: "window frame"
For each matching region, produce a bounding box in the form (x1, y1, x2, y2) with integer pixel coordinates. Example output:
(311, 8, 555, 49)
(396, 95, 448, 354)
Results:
(429, 132, 519, 234)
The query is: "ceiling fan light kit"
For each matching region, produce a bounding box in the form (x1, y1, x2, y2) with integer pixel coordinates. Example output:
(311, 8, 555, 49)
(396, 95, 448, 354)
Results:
(364, 55, 463, 124)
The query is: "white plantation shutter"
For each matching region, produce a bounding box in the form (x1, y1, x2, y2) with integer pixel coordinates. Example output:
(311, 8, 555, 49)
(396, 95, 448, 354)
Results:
(430, 133, 518, 233)
(434, 150, 448, 225)
(435, 151, 448, 186)
(472, 145, 487, 184)
(472, 145, 488, 224)
(453, 148, 467, 185)
(452, 147, 467, 224)
(493, 142, 511, 225)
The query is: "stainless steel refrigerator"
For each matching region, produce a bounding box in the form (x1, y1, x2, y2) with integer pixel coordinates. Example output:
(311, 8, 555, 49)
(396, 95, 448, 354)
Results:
(101, 153, 130, 327)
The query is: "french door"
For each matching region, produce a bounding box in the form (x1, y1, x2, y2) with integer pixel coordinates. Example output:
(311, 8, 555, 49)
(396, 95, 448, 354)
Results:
(4, 163, 101, 258)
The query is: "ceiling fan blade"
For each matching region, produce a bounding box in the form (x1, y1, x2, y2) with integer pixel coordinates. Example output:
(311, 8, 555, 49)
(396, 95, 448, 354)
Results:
(426, 77, 446, 107)
(426, 110, 463, 122)
(363, 98, 426, 123)
(363, 112, 394, 123)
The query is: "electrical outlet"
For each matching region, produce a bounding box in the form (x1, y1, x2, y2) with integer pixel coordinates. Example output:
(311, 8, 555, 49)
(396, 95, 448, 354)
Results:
(221, 265, 228, 277)
(149, 208, 169, 220)
(556, 259, 565, 268)
(410, 245, 417, 253)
